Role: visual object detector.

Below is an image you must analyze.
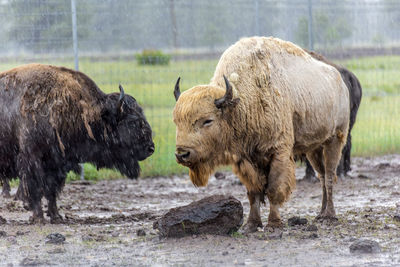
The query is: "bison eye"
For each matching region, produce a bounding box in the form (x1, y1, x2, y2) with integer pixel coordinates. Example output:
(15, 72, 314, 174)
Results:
(203, 119, 213, 127)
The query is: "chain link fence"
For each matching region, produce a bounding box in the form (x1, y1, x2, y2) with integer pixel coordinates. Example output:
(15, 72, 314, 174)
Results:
(0, 0, 399, 177)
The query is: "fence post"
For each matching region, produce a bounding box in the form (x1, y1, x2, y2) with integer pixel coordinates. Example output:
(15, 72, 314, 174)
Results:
(307, 0, 314, 50)
(71, 0, 84, 180)
(71, 0, 79, 71)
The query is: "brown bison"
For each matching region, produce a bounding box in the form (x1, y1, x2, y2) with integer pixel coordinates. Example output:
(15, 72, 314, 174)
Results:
(302, 50, 362, 180)
(173, 37, 349, 232)
(0, 64, 154, 223)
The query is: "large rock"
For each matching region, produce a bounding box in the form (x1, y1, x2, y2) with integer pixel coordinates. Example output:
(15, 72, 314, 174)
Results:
(154, 195, 243, 237)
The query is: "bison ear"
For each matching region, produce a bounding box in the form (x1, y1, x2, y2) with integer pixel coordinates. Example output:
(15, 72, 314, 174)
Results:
(214, 75, 240, 109)
(174, 77, 181, 101)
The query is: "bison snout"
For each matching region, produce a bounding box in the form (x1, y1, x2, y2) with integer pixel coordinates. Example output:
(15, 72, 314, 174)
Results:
(148, 143, 155, 155)
(175, 148, 195, 165)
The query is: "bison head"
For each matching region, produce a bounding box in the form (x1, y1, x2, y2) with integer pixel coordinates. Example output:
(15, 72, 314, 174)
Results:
(173, 76, 239, 186)
(101, 85, 154, 178)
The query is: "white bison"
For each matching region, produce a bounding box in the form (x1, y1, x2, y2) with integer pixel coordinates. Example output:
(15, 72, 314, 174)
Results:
(173, 37, 349, 233)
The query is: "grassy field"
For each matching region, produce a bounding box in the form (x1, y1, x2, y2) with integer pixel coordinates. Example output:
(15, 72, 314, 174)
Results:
(0, 55, 399, 180)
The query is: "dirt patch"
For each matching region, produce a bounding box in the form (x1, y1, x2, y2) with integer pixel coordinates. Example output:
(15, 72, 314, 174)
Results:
(1, 155, 400, 266)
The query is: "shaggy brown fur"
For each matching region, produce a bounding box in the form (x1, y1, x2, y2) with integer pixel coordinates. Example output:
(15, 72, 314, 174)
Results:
(4, 64, 103, 149)
(173, 37, 350, 232)
(0, 63, 154, 223)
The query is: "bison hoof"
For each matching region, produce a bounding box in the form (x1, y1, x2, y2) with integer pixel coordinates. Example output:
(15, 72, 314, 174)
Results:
(29, 215, 47, 224)
(240, 221, 262, 234)
(265, 220, 283, 230)
(50, 215, 64, 224)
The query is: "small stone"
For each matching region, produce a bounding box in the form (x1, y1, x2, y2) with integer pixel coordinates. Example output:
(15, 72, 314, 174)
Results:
(288, 216, 308, 226)
(0, 231, 7, 237)
(45, 233, 66, 244)
(16, 231, 25, 236)
(0, 216, 6, 224)
(358, 173, 371, 179)
(306, 224, 318, 232)
(309, 233, 318, 239)
(111, 232, 120, 237)
(393, 214, 400, 222)
(349, 239, 381, 254)
(137, 229, 146, 237)
(214, 172, 226, 180)
(222, 251, 229, 256)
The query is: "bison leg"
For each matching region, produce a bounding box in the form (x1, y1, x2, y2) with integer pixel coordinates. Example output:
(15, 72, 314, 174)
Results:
(47, 194, 63, 224)
(43, 172, 65, 224)
(21, 179, 45, 224)
(342, 133, 352, 175)
(1, 178, 11, 198)
(266, 148, 296, 229)
(240, 191, 263, 234)
(306, 147, 327, 215)
(18, 155, 46, 224)
(318, 135, 344, 221)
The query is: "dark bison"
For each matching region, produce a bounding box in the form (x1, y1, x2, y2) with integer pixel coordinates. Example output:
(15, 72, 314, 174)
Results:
(173, 37, 349, 233)
(0, 64, 154, 223)
(302, 50, 362, 181)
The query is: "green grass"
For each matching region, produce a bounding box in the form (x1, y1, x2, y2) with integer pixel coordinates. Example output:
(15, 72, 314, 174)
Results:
(336, 56, 400, 156)
(338, 56, 400, 94)
(351, 95, 400, 156)
(1, 55, 399, 180)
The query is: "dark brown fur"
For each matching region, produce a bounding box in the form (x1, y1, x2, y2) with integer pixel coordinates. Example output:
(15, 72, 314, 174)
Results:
(0, 64, 154, 223)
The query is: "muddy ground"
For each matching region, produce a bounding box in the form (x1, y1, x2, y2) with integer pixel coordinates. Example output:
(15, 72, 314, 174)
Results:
(1, 155, 400, 266)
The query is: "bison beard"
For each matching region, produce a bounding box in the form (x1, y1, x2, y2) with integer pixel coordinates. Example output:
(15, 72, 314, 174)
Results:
(173, 37, 350, 233)
(189, 162, 216, 187)
(0, 64, 154, 223)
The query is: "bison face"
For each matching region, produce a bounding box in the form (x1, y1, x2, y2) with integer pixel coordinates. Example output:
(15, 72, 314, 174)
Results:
(173, 76, 239, 187)
(102, 85, 154, 179)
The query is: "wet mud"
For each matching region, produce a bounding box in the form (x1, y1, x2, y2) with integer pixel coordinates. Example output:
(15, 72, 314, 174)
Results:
(1, 155, 400, 266)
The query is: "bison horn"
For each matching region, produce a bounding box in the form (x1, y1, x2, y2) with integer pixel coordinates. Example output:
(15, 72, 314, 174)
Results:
(118, 84, 126, 111)
(214, 75, 239, 109)
(174, 77, 181, 101)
